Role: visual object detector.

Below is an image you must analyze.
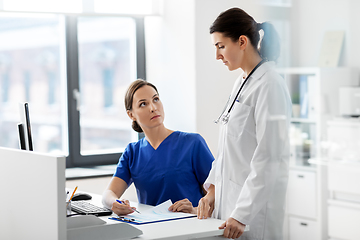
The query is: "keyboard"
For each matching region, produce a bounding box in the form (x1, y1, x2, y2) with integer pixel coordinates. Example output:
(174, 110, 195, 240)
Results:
(71, 201, 113, 216)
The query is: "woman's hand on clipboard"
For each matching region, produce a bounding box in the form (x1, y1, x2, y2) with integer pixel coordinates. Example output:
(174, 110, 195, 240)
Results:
(168, 198, 197, 214)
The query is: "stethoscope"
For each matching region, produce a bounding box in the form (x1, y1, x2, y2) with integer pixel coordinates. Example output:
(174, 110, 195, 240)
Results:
(214, 59, 266, 124)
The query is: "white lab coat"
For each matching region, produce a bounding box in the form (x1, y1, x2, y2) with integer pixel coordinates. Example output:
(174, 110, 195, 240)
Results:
(205, 61, 291, 240)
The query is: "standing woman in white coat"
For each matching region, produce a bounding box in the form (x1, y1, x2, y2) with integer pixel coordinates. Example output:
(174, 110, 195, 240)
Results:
(197, 7, 292, 240)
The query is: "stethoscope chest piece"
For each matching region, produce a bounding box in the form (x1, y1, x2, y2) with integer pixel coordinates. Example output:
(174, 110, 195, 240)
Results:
(221, 113, 230, 124)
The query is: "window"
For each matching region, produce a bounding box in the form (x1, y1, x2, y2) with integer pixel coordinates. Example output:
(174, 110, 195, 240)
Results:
(3, 0, 82, 13)
(76, 16, 138, 156)
(0, 13, 68, 156)
(0, 12, 146, 167)
(93, 0, 155, 15)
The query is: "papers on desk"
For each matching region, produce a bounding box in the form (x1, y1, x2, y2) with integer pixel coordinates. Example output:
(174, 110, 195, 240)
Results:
(109, 200, 196, 225)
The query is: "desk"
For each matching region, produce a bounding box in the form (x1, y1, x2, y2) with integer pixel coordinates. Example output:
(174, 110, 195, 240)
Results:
(77, 192, 225, 240)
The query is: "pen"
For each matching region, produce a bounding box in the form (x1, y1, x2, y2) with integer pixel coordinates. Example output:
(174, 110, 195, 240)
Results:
(109, 217, 136, 223)
(116, 199, 141, 214)
(67, 186, 78, 207)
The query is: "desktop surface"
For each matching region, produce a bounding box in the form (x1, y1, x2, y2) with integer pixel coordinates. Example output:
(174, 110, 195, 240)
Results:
(133, 217, 225, 240)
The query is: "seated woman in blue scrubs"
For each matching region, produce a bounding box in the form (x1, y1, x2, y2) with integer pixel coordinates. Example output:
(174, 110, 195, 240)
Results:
(102, 79, 214, 215)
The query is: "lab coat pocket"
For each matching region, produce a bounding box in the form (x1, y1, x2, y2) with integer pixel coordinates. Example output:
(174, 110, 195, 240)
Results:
(226, 178, 243, 212)
(227, 102, 252, 138)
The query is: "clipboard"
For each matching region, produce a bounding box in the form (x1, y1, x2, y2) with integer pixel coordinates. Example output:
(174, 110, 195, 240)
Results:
(109, 214, 196, 225)
(109, 200, 197, 225)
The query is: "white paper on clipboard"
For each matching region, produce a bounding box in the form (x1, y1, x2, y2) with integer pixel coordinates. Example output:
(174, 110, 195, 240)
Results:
(111, 200, 196, 225)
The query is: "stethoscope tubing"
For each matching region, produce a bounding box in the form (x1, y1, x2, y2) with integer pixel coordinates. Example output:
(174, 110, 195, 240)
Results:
(215, 59, 266, 124)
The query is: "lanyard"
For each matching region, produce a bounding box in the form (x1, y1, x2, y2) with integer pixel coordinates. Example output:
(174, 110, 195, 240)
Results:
(214, 59, 266, 124)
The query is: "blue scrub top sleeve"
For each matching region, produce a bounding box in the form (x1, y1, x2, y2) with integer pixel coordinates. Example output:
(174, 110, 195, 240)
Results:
(192, 134, 215, 184)
(114, 146, 132, 186)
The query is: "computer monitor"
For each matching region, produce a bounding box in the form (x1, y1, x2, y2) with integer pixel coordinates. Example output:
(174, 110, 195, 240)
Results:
(18, 102, 33, 151)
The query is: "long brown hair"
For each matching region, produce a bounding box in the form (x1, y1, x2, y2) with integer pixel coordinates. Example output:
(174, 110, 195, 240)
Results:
(124, 79, 158, 133)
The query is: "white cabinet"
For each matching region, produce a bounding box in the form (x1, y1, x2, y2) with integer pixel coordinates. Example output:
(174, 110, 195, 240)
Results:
(289, 217, 318, 240)
(328, 201, 360, 240)
(326, 120, 360, 240)
(287, 170, 316, 219)
(286, 168, 319, 240)
(279, 67, 359, 240)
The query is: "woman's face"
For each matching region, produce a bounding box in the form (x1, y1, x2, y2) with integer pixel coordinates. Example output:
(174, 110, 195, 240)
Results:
(211, 32, 244, 71)
(127, 85, 165, 131)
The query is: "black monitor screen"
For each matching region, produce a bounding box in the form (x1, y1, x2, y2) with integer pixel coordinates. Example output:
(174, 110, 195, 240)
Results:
(18, 102, 33, 151)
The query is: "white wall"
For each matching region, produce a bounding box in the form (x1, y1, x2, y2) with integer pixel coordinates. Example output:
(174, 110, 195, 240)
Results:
(291, 0, 360, 68)
(193, 0, 241, 156)
(348, 0, 360, 68)
(145, 0, 196, 133)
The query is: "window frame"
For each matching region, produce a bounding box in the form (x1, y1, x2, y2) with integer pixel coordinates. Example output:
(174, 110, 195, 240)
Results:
(65, 15, 146, 168)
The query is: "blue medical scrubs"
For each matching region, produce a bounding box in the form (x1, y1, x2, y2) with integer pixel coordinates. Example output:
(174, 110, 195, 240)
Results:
(114, 131, 214, 206)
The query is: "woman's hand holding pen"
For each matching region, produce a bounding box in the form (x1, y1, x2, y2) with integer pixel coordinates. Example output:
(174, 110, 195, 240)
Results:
(111, 199, 136, 215)
(168, 198, 196, 214)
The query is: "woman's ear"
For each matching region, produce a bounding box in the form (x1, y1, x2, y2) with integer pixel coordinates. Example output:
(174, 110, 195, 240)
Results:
(127, 110, 136, 121)
(238, 35, 248, 50)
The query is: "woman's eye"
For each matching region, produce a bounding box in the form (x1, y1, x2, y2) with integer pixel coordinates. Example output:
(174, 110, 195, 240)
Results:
(139, 102, 146, 107)
(218, 45, 224, 49)
(154, 97, 159, 102)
